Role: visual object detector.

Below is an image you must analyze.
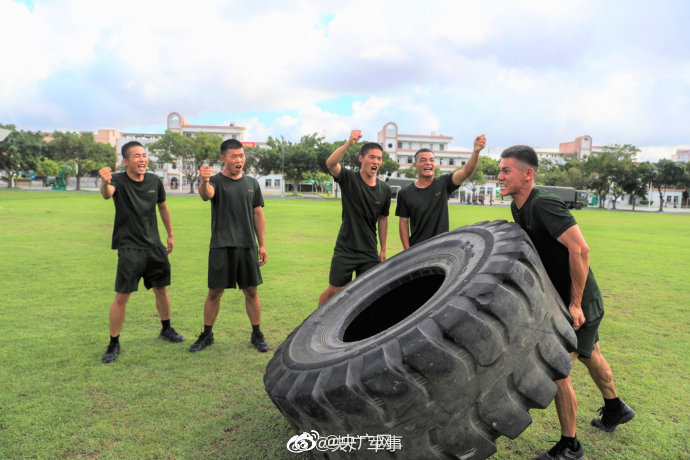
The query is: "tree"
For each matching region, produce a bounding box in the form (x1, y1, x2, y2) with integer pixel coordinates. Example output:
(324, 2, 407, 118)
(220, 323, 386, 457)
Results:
(150, 131, 221, 193)
(652, 159, 688, 212)
(477, 156, 499, 177)
(584, 144, 639, 208)
(49, 132, 116, 190)
(0, 124, 47, 188)
(35, 158, 60, 185)
(619, 162, 653, 211)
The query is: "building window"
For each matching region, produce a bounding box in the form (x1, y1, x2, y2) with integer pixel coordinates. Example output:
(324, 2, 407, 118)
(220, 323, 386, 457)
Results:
(430, 143, 434, 149)
(232, 135, 237, 139)
(397, 141, 402, 148)
(461, 161, 466, 166)
(440, 144, 444, 151)
(274, 179, 281, 187)
(408, 157, 413, 163)
(265, 179, 272, 187)
(449, 159, 455, 165)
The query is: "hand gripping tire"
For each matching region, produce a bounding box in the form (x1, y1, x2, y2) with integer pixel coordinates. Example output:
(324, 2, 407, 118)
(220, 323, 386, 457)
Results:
(264, 220, 577, 459)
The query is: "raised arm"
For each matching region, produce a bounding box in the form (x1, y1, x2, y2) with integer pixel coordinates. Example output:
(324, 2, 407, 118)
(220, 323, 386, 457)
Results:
(326, 130, 362, 178)
(99, 167, 115, 199)
(452, 134, 486, 186)
(557, 224, 590, 331)
(198, 165, 215, 200)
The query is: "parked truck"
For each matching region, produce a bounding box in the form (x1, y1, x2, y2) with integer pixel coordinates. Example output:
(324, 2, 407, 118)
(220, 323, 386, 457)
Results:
(535, 185, 588, 209)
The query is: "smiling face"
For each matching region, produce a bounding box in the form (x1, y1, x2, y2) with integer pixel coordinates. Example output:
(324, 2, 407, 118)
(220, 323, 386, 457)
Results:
(122, 145, 148, 180)
(414, 151, 436, 178)
(359, 148, 383, 180)
(221, 147, 245, 178)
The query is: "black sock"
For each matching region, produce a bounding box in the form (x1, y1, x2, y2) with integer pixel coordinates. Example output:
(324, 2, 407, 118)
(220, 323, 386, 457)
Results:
(560, 435, 578, 449)
(110, 335, 119, 345)
(604, 397, 623, 411)
(161, 319, 171, 330)
(252, 324, 261, 335)
(203, 325, 213, 335)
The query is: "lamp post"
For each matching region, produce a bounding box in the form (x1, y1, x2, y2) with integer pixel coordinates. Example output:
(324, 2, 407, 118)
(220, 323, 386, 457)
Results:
(280, 136, 285, 198)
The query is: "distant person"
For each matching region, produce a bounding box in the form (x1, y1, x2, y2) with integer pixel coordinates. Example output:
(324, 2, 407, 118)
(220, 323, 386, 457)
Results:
(498, 145, 634, 460)
(189, 139, 269, 353)
(98, 141, 184, 364)
(396, 134, 486, 249)
(318, 130, 391, 306)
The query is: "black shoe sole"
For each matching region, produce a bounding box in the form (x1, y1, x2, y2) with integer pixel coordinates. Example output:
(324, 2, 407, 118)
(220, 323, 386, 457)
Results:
(591, 409, 635, 432)
(159, 334, 185, 343)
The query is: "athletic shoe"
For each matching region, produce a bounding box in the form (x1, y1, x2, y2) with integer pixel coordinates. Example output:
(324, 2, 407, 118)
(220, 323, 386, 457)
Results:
(159, 327, 184, 343)
(102, 342, 121, 363)
(591, 402, 635, 432)
(535, 439, 584, 460)
(189, 332, 214, 352)
(251, 331, 269, 352)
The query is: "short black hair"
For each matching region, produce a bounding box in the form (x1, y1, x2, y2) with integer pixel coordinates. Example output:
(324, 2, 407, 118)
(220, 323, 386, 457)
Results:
(359, 142, 383, 158)
(221, 138, 244, 154)
(121, 141, 144, 159)
(414, 148, 434, 161)
(500, 145, 539, 171)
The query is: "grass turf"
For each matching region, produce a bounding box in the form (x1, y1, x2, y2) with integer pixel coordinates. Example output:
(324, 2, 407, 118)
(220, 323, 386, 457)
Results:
(0, 190, 688, 459)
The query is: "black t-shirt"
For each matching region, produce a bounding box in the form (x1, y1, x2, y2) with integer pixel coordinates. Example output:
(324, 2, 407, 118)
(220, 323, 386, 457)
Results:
(209, 173, 264, 248)
(333, 168, 391, 254)
(110, 172, 166, 249)
(512, 188, 602, 316)
(395, 174, 459, 246)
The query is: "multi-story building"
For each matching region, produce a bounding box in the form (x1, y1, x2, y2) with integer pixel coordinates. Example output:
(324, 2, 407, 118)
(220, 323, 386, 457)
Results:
(672, 148, 690, 162)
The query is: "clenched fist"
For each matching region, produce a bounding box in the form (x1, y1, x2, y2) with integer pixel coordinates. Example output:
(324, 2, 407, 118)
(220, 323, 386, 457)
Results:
(199, 165, 212, 183)
(348, 130, 363, 146)
(99, 166, 112, 184)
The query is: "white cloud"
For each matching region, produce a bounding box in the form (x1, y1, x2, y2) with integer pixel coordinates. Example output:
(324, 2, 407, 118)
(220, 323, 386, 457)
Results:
(0, 0, 688, 160)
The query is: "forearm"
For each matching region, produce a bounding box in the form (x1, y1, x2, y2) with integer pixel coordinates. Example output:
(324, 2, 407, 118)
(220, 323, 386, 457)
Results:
(254, 208, 266, 248)
(378, 217, 388, 252)
(399, 217, 410, 249)
(100, 181, 114, 199)
(159, 204, 174, 238)
(326, 141, 353, 175)
(568, 247, 589, 307)
(198, 181, 213, 200)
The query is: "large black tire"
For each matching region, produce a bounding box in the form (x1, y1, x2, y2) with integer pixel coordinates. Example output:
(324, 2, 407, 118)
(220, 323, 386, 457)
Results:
(264, 220, 577, 459)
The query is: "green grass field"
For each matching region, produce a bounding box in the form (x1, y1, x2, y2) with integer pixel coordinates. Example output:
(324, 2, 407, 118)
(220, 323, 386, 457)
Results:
(0, 190, 688, 459)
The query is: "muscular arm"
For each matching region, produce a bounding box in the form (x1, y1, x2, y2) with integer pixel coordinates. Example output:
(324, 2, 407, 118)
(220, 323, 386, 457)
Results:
(253, 205, 267, 266)
(452, 134, 486, 186)
(399, 217, 410, 250)
(157, 201, 174, 253)
(378, 215, 388, 262)
(557, 224, 590, 330)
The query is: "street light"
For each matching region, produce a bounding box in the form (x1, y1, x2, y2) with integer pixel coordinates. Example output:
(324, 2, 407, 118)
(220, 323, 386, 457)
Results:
(280, 136, 285, 199)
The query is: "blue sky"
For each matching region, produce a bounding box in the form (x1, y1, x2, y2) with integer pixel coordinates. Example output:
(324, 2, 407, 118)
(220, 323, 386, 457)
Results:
(2, 0, 689, 161)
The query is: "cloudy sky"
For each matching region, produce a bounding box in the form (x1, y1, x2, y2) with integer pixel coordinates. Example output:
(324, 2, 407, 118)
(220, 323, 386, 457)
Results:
(2, 0, 689, 161)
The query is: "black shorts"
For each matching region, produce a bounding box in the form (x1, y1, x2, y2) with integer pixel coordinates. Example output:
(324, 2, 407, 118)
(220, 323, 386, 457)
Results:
(208, 247, 263, 290)
(328, 246, 380, 287)
(575, 296, 604, 358)
(115, 246, 170, 293)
